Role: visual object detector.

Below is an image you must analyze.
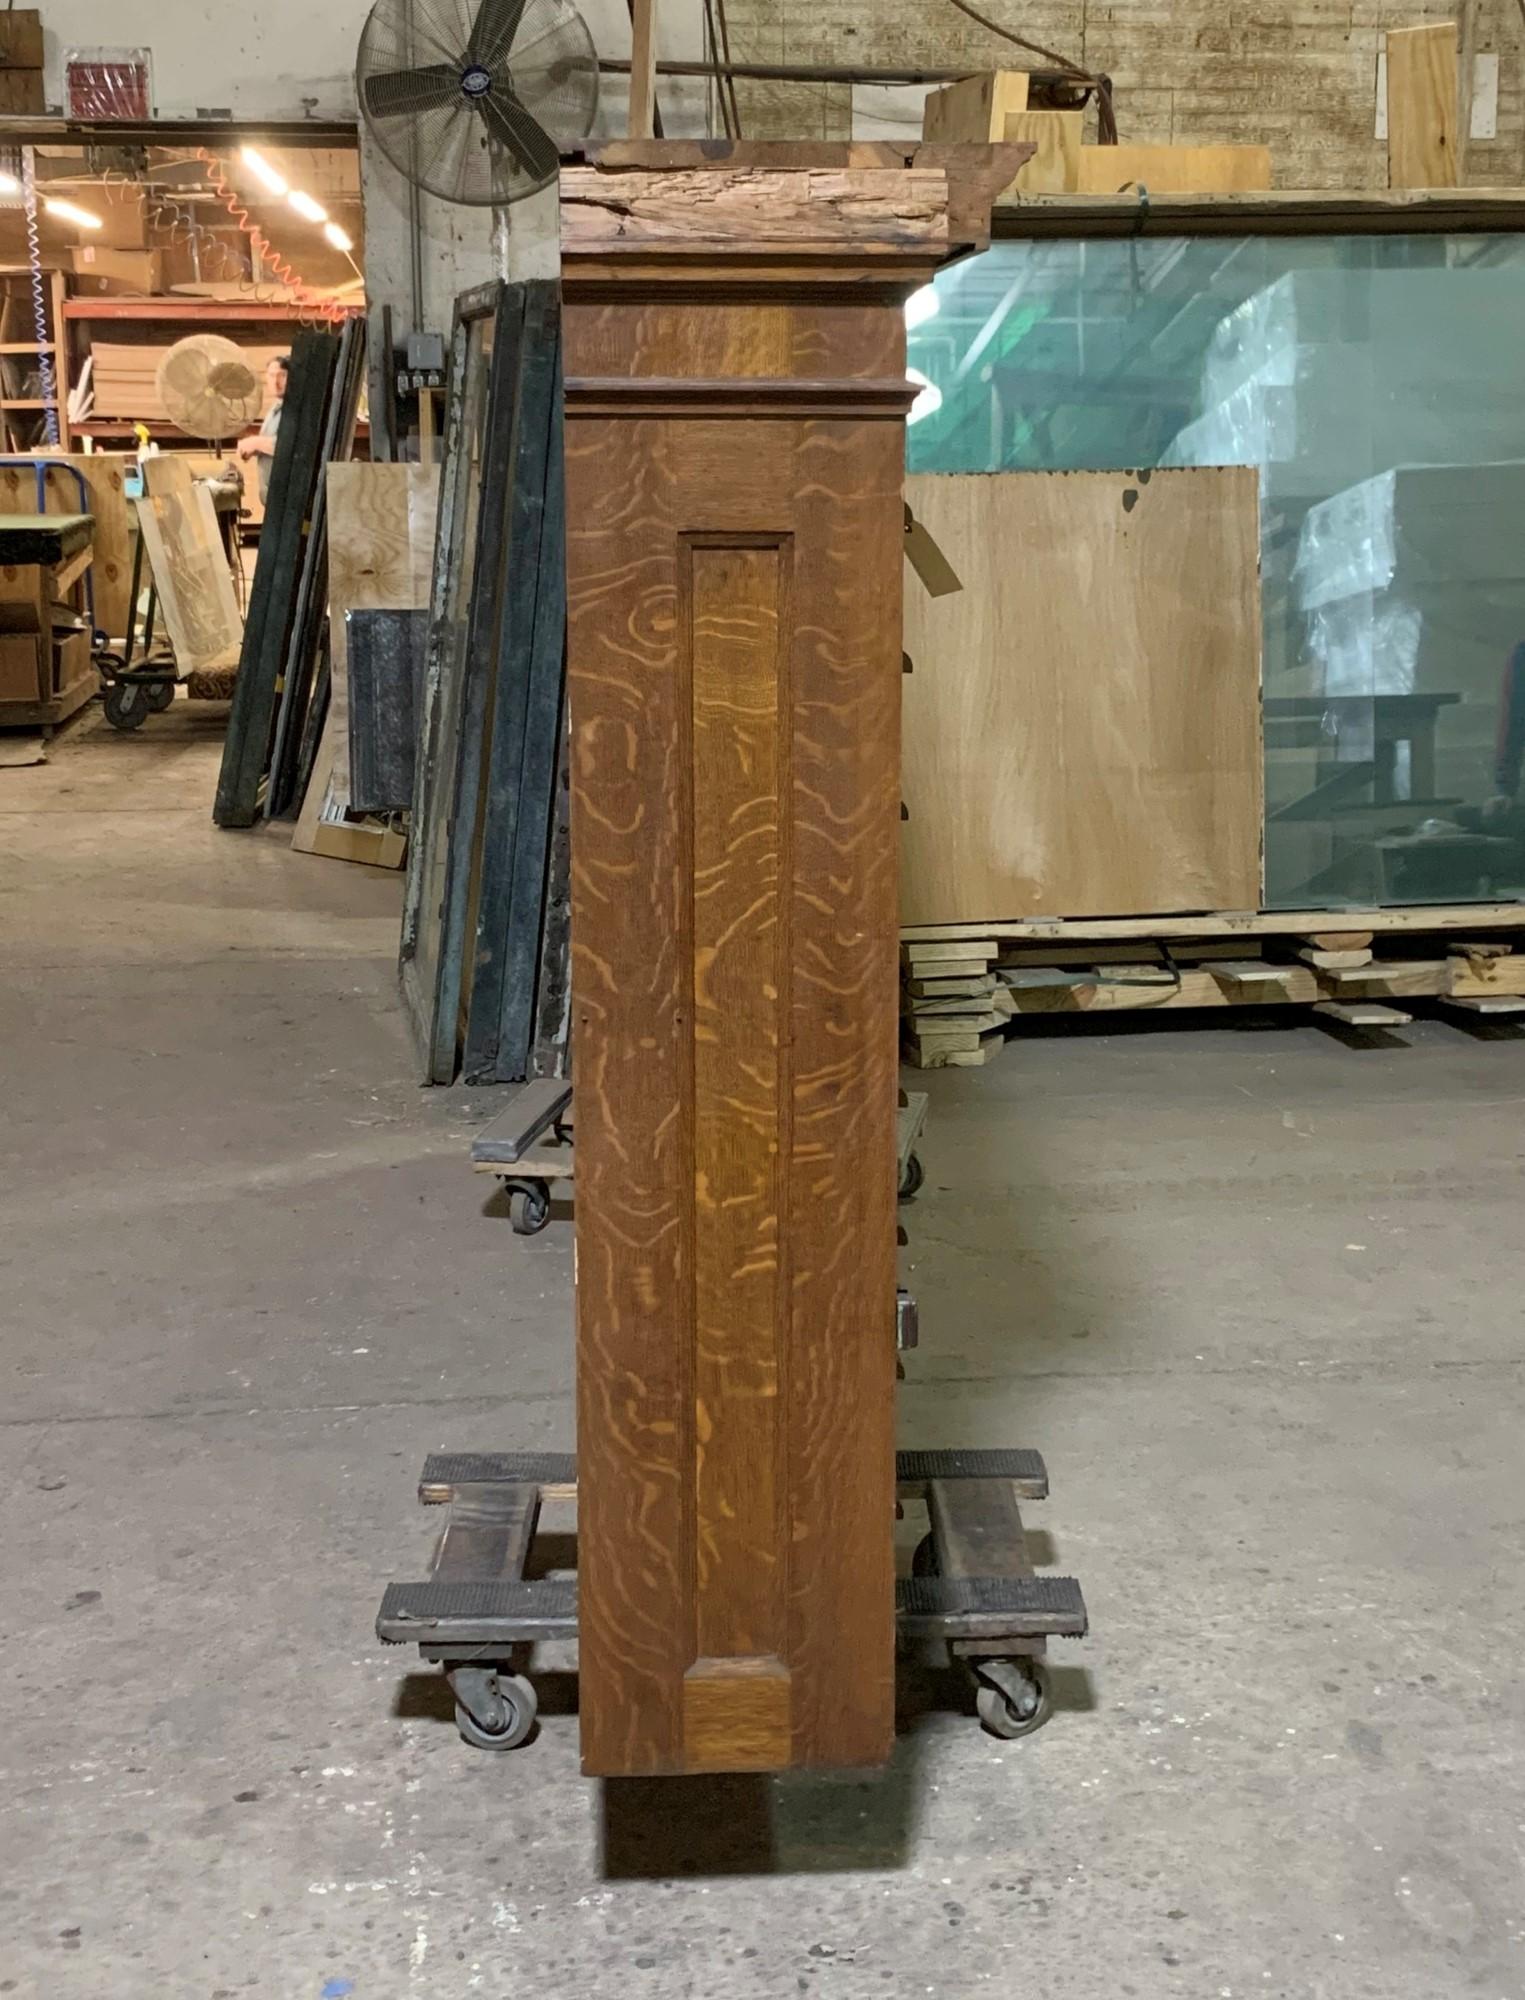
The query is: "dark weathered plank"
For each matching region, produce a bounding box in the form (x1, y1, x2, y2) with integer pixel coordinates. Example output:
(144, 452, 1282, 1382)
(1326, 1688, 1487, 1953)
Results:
(460, 282, 564, 1084)
(399, 299, 495, 1069)
(267, 313, 367, 819)
(347, 606, 428, 813)
(215, 330, 339, 827)
(530, 688, 573, 1079)
(491, 315, 567, 1081)
(398, 284, 513, 1081)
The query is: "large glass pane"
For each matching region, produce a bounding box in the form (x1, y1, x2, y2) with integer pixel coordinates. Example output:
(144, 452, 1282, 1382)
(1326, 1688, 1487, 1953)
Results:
(907, 234, 1525, 908)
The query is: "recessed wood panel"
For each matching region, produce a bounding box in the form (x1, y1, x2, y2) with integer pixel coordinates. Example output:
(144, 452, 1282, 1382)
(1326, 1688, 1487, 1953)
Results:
(568, 404, 901, 1777)
(687, 536, 789, 1695)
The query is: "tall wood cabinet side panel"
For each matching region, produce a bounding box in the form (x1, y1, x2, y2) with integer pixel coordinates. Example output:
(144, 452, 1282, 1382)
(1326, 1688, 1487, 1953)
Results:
(567, 403, 902, 1776)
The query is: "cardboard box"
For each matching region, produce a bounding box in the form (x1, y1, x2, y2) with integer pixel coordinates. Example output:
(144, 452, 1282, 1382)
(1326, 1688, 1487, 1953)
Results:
(0, 11, 44, 68)
(69, 246, 163, 295)
(0, 68, 44, 113)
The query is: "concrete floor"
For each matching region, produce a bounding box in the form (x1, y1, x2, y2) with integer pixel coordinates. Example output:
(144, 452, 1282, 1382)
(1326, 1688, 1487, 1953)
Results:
(3, 707, 1524, 2000)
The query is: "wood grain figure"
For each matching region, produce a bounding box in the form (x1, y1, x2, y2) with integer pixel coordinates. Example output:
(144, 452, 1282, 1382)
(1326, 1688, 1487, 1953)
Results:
(561, 146, 1005, 1778)
(1387, 24, 1460, 190)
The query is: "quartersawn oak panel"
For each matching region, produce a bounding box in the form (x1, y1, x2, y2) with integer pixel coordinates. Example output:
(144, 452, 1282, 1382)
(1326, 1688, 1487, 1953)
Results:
(568, 406, 901, 1778)
(562, 145, 1008, 1782)
(900, 467, 1263, 925)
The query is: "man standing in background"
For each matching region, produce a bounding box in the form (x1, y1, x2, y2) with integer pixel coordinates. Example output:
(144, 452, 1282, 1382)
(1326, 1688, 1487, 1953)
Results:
(236, 354, 289, 501)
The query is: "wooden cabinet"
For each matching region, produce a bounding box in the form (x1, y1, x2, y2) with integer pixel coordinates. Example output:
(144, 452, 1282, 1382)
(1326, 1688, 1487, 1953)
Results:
(560, 143, 1018, 1778)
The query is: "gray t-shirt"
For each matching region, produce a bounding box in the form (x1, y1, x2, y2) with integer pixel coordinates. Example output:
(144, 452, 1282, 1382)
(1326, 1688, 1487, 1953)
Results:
(257, 397, 282, 501)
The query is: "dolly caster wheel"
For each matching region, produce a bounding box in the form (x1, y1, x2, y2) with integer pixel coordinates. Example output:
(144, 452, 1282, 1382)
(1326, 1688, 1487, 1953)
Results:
(146, 680, 176, 712)
(972, 1657, 1050, 1739)
(452, 1670, 537, 1751)
(103, 680, 149, 731)
(911, 1532, 939, 1578)
(507, 1178, 551, 1235)
(898, 1150, 924, 1200)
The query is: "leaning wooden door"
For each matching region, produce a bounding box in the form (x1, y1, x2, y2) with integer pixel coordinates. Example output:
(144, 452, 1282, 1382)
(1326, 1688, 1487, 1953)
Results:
(560, 145, 1009, 1777)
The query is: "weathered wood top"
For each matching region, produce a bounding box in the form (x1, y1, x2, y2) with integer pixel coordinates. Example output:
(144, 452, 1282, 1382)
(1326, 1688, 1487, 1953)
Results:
(561, 142, 1032, 271)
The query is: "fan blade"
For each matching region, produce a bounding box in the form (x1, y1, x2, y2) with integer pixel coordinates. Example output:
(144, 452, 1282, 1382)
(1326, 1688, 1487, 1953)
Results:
(466, 0, 529, 68)
(362, 62, 462, 121)
(476, 88, 558, 185)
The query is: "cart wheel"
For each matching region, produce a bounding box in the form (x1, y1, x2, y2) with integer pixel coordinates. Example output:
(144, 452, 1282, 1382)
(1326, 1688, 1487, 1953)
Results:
(454, 1672, 537, 1751)
(103, 680, 149, 731)
(146, 680, 176, 712)
(972, 1657, 1050, 1740)
(508, 1179, 551, 1236)
(898, 1150, 925, 1200)
(911, 1532, 939, 1578)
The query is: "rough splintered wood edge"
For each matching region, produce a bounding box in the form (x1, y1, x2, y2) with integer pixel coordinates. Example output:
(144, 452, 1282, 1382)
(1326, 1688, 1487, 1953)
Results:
(560, 147, 1032, 257)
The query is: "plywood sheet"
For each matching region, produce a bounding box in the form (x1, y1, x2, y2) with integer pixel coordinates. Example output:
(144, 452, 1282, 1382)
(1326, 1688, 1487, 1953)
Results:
(1002, 110, 1081, 193)
(1075, 143, 1273, 194)
(901, 469, 1263, 925)
(136, 460, 242, 673)
(1387, 23, 1459, 189)
(292, 461, 438, 859)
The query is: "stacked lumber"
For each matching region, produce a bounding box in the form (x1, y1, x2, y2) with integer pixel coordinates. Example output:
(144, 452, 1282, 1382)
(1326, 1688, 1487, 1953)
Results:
(900, 920, 1525, 1052)
(900, 939, 1008, 1068)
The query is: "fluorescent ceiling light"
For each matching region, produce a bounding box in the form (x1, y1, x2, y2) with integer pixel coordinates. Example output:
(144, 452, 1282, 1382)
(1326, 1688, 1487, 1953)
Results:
(904, 285, 940, 330)
(323, 221, 353, 253)
(906, 366, 942, 426)
(44, 198, 102, 230)
(240, 145, 288, 197)
(287, 189, 327, 224)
